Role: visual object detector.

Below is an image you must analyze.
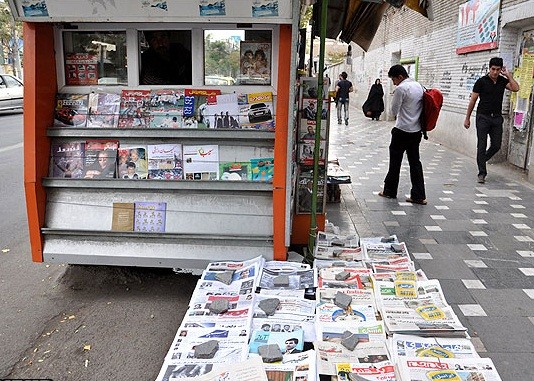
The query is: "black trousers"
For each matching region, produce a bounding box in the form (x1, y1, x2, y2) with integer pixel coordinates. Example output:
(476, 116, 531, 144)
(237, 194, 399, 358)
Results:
(383, 127, 426, 200)
(476, 114, 503, 177)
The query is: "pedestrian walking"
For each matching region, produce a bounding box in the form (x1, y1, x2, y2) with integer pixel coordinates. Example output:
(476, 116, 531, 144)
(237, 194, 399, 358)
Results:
(463, 57, 519, 184)
(378, 64, 427, 205)
(335, 71, 353, 125)
(363, 78, 385, 121)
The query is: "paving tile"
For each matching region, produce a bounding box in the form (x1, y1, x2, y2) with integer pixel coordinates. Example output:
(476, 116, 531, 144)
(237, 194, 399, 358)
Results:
(430, 215, 446, 220)
(464, 260, 488, 268)
(514, 235, 534, 242)
(470, 289, 534, 316)
(418, 260, 475, 279)
(512, 223, 531, 229)
(469, 231, 488, 237)
(391, 211, 406, 216)
(462, 279, 486, 289)
(411, 252, 433, 260)
(519, 268, 534, 276)
(439, 279, 476, 304)
(470, 337, 487, 352)
(517, 250, 534, 258)
(458, 304, 487, 316)
(486, 352, 534, 381)
(466, 316, 534, 352)
(434, 205, 449, 210)
(425, 244, 478, 260)
(425, 226, 442, 231)
(472, 268, 534, 288)
(467, 244, 487, 251)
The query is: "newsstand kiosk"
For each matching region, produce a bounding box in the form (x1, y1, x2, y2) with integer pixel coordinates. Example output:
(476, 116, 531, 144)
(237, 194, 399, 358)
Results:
(10, 0, 327, 268)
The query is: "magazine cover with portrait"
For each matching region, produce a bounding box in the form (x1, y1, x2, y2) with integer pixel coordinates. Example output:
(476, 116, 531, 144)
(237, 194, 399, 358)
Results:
(237, 42, 272, 85)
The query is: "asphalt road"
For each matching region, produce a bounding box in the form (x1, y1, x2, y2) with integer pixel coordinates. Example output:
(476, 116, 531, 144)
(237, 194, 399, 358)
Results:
(0, 112, 198, 381)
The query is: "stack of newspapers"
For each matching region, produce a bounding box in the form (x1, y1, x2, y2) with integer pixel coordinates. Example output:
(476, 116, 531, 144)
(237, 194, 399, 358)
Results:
(154, 226, 504, 381)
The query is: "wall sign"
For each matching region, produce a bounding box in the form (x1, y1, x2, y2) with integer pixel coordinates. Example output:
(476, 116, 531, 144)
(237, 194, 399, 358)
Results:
(456, 0, 500, 55)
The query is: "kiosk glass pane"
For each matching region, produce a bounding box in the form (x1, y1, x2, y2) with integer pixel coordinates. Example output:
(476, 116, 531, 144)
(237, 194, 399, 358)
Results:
(138, 30, 192, 85)
(204, 30, 272, 86)
(63, 31, 127, 86)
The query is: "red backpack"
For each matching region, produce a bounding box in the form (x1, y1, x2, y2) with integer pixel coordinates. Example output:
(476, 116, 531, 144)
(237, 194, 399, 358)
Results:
(420, 87, 443, 140)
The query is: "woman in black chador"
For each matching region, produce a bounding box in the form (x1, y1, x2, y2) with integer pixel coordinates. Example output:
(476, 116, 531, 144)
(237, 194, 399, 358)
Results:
(363, 78, 385, 121)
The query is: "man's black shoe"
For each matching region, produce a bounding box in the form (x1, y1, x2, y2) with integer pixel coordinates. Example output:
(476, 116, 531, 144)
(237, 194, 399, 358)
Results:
(478, 175, 485, 184)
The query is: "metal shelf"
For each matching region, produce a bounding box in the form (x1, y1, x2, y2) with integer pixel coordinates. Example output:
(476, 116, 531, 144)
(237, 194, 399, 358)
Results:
(47, 127, 275, 146)
(42, 178, 273, 192)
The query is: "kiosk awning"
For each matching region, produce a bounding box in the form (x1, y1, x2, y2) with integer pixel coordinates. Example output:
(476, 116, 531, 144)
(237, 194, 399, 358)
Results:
(312, 0, 434, 51)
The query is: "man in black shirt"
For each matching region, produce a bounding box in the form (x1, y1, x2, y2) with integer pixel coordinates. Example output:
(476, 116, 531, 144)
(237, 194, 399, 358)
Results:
(335, 71, 353, 125)
(464, 57, 519, 183)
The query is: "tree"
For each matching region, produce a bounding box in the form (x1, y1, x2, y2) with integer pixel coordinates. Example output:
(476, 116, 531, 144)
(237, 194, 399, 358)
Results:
(204, 34, 239, 79)
(0, 1, 23, 78)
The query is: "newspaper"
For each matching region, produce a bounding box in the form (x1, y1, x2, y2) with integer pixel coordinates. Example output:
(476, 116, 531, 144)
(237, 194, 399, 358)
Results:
(336, 360, 397, 381)
(314, 245, 364, 261)
(248, 328, 304, 354)
(318, 267, 373, 289)
(315, 340, 391, 376)
(316, 288, 377, 310)
(315, 258, 367, 270)
(316, 302, 377, 324)
(205, 255, 265, 271)
(252, 317, 315, 342)
(361, 242, 410, 262)
(371, 269, 428, 283)
(262, 260, 310, 271)
(195, 356, 269, 381)
(189, 293, 254, 312)
(359, 235, 399, 246)
(258, 288, 306, 298)
(253, 294, 316, 318)
(316, 321, 386, 343)
(261, 350, 316, 381)
(396, 357, 503, 381)
(201, 263, 259, 287)
(316, 231, 359, 247)
(258, 267, 317, 289)
(389, 334, 480, 363)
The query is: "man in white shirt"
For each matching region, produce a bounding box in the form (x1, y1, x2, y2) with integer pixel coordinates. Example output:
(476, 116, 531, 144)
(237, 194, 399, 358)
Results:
(378, 64, 427, 205)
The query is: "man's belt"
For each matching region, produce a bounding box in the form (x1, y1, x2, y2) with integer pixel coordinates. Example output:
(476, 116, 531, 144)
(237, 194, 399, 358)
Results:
(479, 111, 501, 117)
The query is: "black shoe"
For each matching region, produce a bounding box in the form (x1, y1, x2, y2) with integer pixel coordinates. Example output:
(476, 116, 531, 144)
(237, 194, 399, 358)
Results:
(477, 175, 485, 184)
(345, 119, 349, 125)
(338, 120, 342, 124)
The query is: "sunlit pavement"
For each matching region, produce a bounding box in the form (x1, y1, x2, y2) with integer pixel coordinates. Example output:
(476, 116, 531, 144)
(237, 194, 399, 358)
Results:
(326, 103, 534, 381)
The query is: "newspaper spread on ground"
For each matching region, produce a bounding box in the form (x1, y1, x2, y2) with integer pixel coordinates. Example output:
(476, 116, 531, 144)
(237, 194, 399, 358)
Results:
(336, 360, 397, 381)
(318, 267, 373, 289)
(396, 357, 503, 381)
(389, 334, 480, 363)
(258, 267, 317, 289)
(261, 350, 316, 381)
(314, 245, 364, 261)
(315, 340, 391, 376)
(194, 356, 269, 381)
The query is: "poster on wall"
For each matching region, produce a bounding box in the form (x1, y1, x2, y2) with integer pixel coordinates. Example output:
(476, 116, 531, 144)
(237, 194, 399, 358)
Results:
(237, 41, 271, 85)
(65, 53, 98, 86)
(21, 0, 49, 17)
(456, 0, 500, 54)
(199, 0, 226, 16)
(252, 0, 278, 18)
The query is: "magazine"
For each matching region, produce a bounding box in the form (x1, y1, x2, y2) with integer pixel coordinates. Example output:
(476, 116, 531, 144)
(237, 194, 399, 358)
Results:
(83, 140, 118, 179)
(54, 93, 89, 127)
(87, 92, 120, 128)
(134, 201, 166, 233)
(238, 92, 275, 130)
(49, 141, 85, 178)
(148, 89, 184, 128)
(250, 157, 274, 182)
(219, 161, 251, 181)
(118, 89, 151, 128)
(396, 357, 503, 381)
(147, 144, 183, 180)
(237, 41, 272, 85)
(183, 89, 221, 129)
(301, 97, 328, 121)
(296, 166, 325, 214)
(117, 145, 148, 179)
(183, 145, 219, 180)
(299, 140, 326, 165)
(299, 118, 326, 141)
(205, 93, 241, 129)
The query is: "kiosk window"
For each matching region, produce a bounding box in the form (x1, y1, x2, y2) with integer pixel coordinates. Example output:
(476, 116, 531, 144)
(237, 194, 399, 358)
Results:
(63, 31, 127, 86)
(139, 30, 192, 85)
(204, 29, 272, 86)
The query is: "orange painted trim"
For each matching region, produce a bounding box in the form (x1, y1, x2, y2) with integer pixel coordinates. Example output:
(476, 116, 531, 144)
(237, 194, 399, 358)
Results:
(291, 214, 326, 246)
(272, 24, 292, 261)
(23, 23, 57, 262)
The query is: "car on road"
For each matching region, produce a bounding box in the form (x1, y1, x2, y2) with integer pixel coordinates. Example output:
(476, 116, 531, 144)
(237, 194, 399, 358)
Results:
(0, 74, 23, 112)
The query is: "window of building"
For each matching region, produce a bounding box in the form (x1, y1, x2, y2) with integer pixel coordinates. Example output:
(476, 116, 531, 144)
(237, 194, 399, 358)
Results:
(138, 30, 192, 85)
(63, 31, 127, 86)
(204, 29, 272, 86)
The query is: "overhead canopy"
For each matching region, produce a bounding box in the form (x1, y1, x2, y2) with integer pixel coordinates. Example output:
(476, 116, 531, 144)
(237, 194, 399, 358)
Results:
(312, 0, 434, 51)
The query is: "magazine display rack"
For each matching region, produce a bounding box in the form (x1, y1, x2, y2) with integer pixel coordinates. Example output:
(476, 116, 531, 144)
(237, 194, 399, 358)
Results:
(15, 1, 302, 268)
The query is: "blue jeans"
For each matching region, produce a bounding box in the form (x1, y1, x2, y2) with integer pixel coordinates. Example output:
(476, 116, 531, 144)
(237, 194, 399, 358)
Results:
(476, 114, 503, 177)
(337, 98, 349, 122)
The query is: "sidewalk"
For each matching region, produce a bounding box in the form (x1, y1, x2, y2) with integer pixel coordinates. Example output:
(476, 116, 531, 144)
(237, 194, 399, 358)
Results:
(326, 104, 534, 381)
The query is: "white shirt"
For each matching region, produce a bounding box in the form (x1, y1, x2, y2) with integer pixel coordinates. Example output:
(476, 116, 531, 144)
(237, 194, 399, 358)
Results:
(390, 77, 423, 133)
